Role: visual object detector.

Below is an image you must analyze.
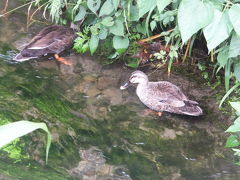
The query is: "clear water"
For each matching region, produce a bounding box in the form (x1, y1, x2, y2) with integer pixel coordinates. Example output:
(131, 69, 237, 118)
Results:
(0, 2, 240, 180)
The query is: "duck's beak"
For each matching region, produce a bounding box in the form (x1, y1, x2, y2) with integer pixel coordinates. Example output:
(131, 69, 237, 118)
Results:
(120, 81, 130, 90)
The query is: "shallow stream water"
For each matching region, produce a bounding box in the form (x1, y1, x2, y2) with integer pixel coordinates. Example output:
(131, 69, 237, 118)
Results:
(0, 1, 240, 180)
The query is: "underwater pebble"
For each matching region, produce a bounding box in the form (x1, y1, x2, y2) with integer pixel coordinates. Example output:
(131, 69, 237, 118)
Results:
(69, 147, 132, 180)
(161, 128, 177, 140)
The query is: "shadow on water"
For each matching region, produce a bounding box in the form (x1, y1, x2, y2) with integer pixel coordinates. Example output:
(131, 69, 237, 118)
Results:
(1, 2, 240, 180)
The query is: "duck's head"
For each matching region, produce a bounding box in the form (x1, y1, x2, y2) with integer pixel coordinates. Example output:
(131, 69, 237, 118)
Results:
(120, 71, 149, 90)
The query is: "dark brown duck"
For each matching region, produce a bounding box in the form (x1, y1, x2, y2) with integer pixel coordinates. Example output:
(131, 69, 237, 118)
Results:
(14, 25, 76, 65)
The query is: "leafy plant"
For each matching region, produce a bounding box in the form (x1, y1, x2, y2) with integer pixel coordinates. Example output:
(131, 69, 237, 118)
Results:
(225, 102, 240, 165)
(73, 27, 91, 53)
(0, 121, 51, 164)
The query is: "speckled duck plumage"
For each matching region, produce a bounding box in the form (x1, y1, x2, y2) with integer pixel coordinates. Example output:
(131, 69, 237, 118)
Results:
(120, 71, 203, 116)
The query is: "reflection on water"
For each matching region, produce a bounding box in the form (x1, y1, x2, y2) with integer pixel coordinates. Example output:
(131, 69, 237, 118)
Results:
(0, 3, 240, 180)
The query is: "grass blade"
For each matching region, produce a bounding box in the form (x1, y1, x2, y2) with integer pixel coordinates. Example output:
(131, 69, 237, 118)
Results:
(0, 120, 51, 163)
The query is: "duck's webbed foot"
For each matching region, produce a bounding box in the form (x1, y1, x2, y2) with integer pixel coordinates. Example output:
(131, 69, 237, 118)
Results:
(54, 54, 72, 65)
(143, 109, 163, 116)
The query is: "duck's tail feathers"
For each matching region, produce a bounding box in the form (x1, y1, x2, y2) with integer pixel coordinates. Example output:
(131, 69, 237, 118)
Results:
(14, 53, 36, 62)
(179, 105, 203, 116)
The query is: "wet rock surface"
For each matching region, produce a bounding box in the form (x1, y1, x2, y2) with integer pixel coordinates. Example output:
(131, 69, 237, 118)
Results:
(69, 147, 132, 180)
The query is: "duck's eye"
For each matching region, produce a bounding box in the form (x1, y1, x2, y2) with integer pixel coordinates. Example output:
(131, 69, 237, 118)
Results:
(130, 75, 136, 81)
(130, 75, 139, 83)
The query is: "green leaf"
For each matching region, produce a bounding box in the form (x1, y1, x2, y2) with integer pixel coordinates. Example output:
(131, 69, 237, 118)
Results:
(113, 36, 129, 54)
(138, 0, 156, 18)
(101, 16, 114, 26)
(126, 58, 139, 68)
(150, 21, 157, 31)
(87, 0, 101, 14)
(226, 123, 240, 133)
(217, 46, 229, 68)
(99, 27, 108, 39)
(0, 121, 51, 163)
(99, 0, 114, 17)
(225, 135, 240, 148)
(219, 83, 240, 108)
(234, 117, 240, 124)
(229, 4, 240, 36)
(74, 6, 86, 22)
(230, 102, 240, 113)
(225, 58, 232, 91)
(178, 0, 214, 43)
(234, 63, 240, 82)
(109, 20, 124, 36)
(89, 35, 99, 55)
(112, 0, 120, 10)
(203, 9, 233, 52)
(136, 23, 147, 35)
(128, 5, 139, 21)
(229, 33, 240, 58)
(156, 0, 171, 14)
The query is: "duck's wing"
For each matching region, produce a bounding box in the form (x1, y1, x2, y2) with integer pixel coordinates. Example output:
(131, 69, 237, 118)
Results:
(25, 27, 65, 50)
(21, 26, 75, 56)
(149, 81, 188, 107)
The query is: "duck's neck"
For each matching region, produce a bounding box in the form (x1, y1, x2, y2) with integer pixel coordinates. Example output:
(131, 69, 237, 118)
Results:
(136, 82, 148, 94)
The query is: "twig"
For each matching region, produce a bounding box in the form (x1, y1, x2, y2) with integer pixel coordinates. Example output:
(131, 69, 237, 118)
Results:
(182, 38, 191, 63)
(0, 0, 37, 17)
(138, 29, 174, 43)
(211, 50, 214, 62)
(123, 8, 130, 35)
(0, 0, 9, 14)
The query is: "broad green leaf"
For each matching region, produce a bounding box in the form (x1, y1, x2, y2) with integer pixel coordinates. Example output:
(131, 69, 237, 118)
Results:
(203, 9, 233, 52)
(230, 101, 240, 113)
(229, 33, 240, 58)
(229, 4, 240, 36)
(234, 117, 240, 124)
(178, 0, 214, 43)
(226, 123, 240, 133)
(0, 120, 51, 163)
(150, 21, 157, 31)
(136, 23, 147, 35)
(99, 0, 114, 17)
(99, 27, 108, 39)
(217, 46, 229, 67)
(112, 0, 120, 10)
(225, 135, 240, 148)
(156, 0, 171, 14)
(128, 5, 139, 21)
(101, 16, 114, 26)
(234, 63, 240, 82)
(138, 0, 156, 18)
(74, 6, 86, 22)
(109, 20, 124, 36)
(87, 0, 101, 14)
(89, 35, 99, 55)
(113, 36, 129, 54)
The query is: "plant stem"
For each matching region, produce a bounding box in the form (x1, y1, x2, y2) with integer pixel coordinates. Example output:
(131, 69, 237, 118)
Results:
(0, 0, 37, 17)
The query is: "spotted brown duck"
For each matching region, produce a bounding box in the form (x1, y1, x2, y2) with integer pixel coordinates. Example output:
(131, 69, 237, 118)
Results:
(14, 24, 77, 65)
(120, 71, 203, 116)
